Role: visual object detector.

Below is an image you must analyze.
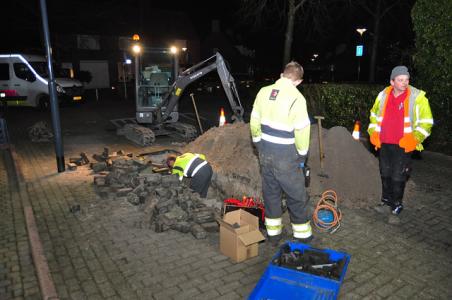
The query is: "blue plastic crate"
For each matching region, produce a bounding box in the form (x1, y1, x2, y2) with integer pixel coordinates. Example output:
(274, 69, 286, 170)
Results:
(249, 242, 351, 300)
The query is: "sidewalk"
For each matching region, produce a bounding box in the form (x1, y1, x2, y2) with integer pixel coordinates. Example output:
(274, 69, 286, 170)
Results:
(1, 108, 452, 299)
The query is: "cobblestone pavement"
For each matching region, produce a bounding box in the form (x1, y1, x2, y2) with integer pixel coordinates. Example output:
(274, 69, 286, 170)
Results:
(1, 102, 452, 299)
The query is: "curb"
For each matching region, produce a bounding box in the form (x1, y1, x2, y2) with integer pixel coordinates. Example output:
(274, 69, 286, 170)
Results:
(7, 145, 59, 300)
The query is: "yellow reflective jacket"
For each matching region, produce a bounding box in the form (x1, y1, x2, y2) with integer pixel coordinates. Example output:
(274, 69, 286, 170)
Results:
(367, 85, 433, 151)
(250, 77, 310, 155)
(171, 152, 207, 180)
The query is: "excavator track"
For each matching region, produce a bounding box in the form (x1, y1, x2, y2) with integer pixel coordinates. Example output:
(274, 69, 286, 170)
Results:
(165, 122, 198, 140)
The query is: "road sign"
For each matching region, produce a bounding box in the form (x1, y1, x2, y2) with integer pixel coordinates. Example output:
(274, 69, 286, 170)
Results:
(356, 45, 364, 57)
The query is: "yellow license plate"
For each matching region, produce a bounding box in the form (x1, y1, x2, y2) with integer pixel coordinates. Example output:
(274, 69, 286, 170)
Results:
(73, 96, 82, 101)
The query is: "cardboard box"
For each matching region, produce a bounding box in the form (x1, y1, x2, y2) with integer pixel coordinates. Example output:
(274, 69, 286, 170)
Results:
(218, 209, 265, 263)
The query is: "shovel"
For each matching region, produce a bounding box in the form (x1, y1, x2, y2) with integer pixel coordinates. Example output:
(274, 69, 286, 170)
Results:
(314, 116, 329, 178)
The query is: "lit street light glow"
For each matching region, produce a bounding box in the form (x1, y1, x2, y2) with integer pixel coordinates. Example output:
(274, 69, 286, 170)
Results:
(170, 46, 178, 54)
(356, 28, 367, 36)
(132, 44, 141, 54)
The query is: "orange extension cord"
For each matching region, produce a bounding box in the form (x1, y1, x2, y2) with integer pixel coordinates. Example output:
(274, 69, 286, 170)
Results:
(312, 190, 342, 234)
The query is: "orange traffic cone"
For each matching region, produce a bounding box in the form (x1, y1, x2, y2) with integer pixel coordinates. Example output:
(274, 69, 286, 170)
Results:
(352, 120, 361, 140)
(219, 107, 226, 126)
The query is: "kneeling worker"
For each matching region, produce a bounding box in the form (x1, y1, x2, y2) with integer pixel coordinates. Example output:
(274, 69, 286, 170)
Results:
(166, 153, 213, 198)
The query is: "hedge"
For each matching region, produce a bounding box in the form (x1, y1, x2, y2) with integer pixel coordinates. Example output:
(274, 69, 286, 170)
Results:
(300, 83, 384, 134)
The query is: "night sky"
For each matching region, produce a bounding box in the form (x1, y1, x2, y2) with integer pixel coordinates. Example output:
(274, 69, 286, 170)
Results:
(3, 0, 416, 82)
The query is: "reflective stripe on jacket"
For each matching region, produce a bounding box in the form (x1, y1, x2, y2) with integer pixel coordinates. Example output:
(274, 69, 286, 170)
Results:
(171, 153, 207, 180)
(367, 85, 433, 151)
(250, 78, 310, 155)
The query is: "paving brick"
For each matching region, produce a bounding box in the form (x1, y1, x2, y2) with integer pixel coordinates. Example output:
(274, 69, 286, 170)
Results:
(375, 281, 404, 298)
(198, 278, 224, 292)
(173, 287, 201, 300)
(196, 289, 221, 300)
(216, 280, 242, 295)
(153, 286, 181, 300)
(98, 282, 118, 298)
(215, 291, 241, 300)
(81, 280, 100, 296)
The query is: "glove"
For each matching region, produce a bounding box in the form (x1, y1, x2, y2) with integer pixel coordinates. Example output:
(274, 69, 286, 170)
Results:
(297, 155, 307, 168)
(370, 131, 381, 150)
(399, 133, 418, 153)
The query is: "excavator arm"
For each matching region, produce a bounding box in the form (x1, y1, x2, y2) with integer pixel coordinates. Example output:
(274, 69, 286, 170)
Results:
(160, 52, 244, 122)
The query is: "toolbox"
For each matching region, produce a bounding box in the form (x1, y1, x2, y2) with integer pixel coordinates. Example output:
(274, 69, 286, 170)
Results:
(249, 242, 351, 300)
(223, 197, 265, 229)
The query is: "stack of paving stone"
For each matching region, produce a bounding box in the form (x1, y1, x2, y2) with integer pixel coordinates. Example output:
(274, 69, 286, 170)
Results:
(92, 148, 221, 239)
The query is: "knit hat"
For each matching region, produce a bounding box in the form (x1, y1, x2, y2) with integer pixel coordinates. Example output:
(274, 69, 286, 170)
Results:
(390, 66, 410, 80)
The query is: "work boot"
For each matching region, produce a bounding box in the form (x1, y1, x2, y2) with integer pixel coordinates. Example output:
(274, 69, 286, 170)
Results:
(391, 203, 404, 215)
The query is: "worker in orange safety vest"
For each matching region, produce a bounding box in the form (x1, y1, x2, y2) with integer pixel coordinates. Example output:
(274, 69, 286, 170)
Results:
(368, 66, 433, 224)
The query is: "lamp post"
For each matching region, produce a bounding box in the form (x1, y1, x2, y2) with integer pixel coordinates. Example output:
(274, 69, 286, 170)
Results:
(132, 34, 141, 102)
(170, 46, 179, 84)
(122, 58, 132, 100)
(356, 28, 367, 81)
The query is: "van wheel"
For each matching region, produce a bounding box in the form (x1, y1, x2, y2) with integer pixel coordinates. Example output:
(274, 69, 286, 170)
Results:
(38, 96, 50, 111)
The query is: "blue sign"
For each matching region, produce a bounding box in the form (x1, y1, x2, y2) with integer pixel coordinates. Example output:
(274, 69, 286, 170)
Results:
(356, 45, 364, 57)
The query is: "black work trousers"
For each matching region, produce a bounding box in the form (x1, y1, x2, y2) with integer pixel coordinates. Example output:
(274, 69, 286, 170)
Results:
(379, 143, 412, 206)
(190, 163, 213, 198)
(259, 145, 309, 224)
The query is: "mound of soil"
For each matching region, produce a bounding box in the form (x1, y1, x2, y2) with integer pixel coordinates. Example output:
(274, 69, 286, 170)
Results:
(308, 125, 381, 208)
(184, 123, 262, 199)
(184, 122, 390, 208)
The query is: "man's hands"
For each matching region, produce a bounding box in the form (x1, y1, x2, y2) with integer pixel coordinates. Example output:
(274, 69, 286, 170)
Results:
(370, 131, 381, 150)
(399, 133, 418, 153)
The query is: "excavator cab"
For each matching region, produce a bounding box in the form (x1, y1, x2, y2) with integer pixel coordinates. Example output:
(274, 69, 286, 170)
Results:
(137, 65, 171, 109)
(134, 51, 244, 140)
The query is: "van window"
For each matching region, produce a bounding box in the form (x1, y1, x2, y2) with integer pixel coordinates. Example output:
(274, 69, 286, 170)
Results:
(14, 63, 35, 81)
(0, 63, 9, 80)
(30, 62, 67, 78)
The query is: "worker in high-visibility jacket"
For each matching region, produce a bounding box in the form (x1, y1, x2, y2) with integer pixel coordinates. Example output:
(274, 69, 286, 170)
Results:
(166, 152, 213, 198)
(250, 61, 312, 245)
(368, 66, 433, 224)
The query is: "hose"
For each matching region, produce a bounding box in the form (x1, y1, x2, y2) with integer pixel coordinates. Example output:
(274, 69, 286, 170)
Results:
(312, 190, 342, 234)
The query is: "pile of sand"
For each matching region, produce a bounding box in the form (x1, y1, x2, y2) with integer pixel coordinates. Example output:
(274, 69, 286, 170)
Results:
(184, 122, 383, 208)
(308, 125, 381, 208)
(184, 123, 262, 200)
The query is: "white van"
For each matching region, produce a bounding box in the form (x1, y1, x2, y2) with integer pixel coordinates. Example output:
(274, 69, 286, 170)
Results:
(0, 54, 84, 109)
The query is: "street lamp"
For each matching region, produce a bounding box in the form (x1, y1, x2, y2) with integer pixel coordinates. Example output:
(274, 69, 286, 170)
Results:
(355, 28, 367, 81)
(131, 34, 141, 101)
(356, 28, 367, 37)
(170, 45, 179, 83)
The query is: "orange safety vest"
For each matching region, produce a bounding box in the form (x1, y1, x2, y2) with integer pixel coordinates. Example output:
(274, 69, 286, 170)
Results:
(370, 87, 417, 152)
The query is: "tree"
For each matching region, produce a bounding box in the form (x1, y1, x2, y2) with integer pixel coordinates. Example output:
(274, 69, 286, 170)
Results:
(412, 0, 452, 152)
(355, 0, 410, 82)
(238, 0, 349, 67)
